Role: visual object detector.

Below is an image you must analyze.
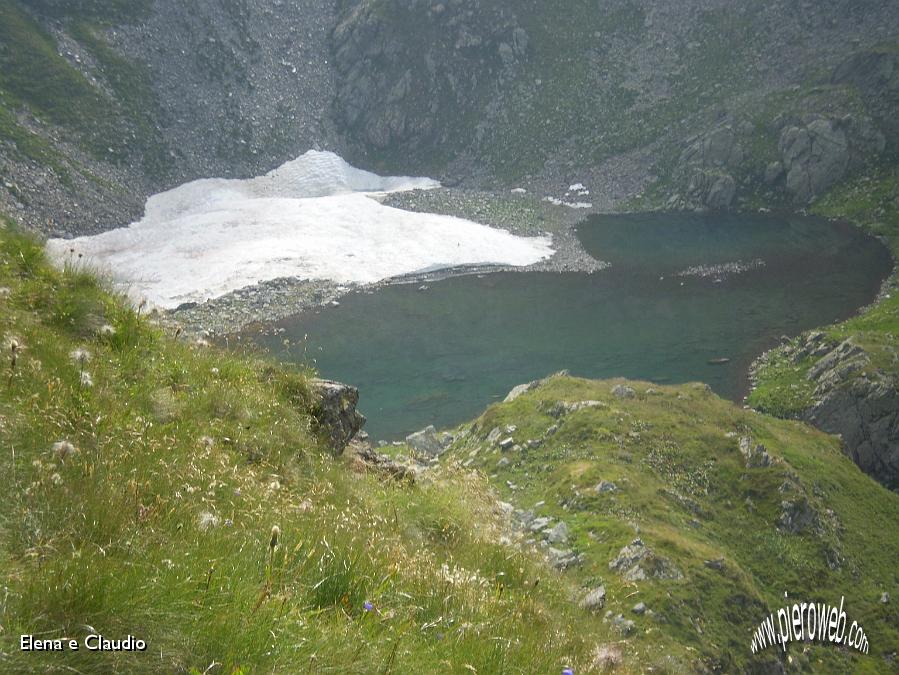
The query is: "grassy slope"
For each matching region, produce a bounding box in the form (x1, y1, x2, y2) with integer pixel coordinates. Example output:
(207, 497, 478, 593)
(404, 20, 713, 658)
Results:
(748, 167, 899, 418)
(442, 376, 899, 672)
(0, 221, 605, 673)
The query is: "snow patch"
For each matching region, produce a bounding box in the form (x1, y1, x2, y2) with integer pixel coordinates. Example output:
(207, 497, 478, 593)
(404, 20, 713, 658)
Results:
(542, 196, 593, 209)
(47, 151, 554, 309)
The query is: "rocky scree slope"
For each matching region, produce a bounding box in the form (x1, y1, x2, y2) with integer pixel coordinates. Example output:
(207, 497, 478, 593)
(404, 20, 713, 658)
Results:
(333, 0, 899, 211)
(0, 0, 340, 237)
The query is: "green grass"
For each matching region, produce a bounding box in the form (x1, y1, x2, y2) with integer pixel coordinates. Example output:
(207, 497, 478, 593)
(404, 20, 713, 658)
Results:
(0, 218, 608, 673)
(443, 376, 899, 672)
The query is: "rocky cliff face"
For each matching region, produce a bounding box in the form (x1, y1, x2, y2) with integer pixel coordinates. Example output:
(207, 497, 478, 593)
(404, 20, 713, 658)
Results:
(332, 0, 899, 209)
(752, 332, 899, 491)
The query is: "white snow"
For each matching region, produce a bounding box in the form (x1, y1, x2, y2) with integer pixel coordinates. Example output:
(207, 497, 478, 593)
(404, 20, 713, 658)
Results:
(542, 196, 593, 209)
(47, 151, 554, 309)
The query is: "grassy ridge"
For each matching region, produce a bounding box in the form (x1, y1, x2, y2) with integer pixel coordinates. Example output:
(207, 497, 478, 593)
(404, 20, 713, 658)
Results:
(0, 220, 603, 673)
(444, 376, 899, 671)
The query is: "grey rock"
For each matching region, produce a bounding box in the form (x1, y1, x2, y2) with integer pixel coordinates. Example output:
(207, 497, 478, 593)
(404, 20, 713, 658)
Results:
(764, 161, 784, 184)
(612, 384, 636, 399)
(780, 119, 849, 203)
(497, 456, 511, 469)
(777, 498, 820, 534)
(609, 538, 682, 582)
(530, 516, 554, 532)
(632, 602, 646, 615)
(595, 480, 618, 494)
(512, 27, 529, 56)
(405, 425, 446, 457)
(545, 521, 570, 545)
(310, 379, 365, 454)
(612, 614, 637, 635)
(579, 585, 606, 612)
(499, 436, 516, 451)
(705, 173, 736, 210)
(738, 436, 772, 468)
(547, 547, 584, 570)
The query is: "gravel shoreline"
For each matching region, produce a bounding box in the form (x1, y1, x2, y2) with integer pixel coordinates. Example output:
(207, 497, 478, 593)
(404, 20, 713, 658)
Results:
(160, 188, 608, 336)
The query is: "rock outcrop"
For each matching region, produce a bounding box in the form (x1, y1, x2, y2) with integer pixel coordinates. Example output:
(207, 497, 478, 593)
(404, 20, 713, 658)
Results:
(804, 372, 899, 491)
(753, 334, 899, 490)
(310, 379, 366, 455)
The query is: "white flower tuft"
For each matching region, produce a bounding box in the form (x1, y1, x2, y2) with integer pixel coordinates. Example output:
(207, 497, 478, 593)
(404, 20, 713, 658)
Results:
(99, 324, 116, 337)
(69, 348, 91, 364)
(52, 440, 78, 461)
(198, 511, 219, 532)
(80, 371, 93, 388)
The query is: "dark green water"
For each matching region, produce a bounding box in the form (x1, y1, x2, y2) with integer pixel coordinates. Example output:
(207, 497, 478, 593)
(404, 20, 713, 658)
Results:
(251, 213, 892, 441)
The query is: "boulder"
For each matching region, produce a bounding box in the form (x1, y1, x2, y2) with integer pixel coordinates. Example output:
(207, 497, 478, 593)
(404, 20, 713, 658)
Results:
(612, 384, 636, 399)
(764, 161, 784, 185)
(738, 436, 772, 468)
(609, 538, 682, 582)
(405, 425, 448, 457)
(545, 521, 570, 545)
(595, 480, 618, 494)
(706, 174, 736, 210)
(310, 379, 365, 455)
(779, 119, 849, 203)
(777, 498, 820, 534)
(579, 585, 606, 612)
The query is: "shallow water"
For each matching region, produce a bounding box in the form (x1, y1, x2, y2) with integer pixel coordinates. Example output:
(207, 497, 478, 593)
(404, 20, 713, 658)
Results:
(251, 213, 892, 441)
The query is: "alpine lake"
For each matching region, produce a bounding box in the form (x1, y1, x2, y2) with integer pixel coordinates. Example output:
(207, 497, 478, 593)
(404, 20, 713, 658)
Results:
(248, 212, 893, 442)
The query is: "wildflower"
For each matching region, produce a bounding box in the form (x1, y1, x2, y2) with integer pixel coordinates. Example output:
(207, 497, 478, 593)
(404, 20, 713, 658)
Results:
(80, 371, 93, 388)
(363, 601, 373, 612)
(50, 473, 63, 486)
(210, 367, 220, 376)
(224, 519, 233, 527)
(269, 525, 280, 549)
(8, 337, 19, 370)
(99, 324, 116, 337)
(198, 512, 219, 532)
(69, 348, 91, 365)
(52, 440, 78, 462)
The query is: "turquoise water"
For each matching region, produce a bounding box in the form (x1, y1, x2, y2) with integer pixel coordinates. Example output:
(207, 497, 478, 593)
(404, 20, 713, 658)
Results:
(251, 213, 892, 441)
